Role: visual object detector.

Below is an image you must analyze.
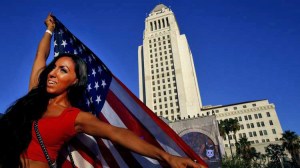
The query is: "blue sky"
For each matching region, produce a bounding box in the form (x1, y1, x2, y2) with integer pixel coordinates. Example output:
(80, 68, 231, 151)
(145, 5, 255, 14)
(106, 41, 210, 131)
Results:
(0, 0, 299, 135)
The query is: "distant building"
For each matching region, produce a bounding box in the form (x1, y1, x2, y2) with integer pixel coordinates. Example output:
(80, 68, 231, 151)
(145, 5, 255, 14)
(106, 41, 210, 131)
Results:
(138, 4, 202, 120)
(138, 3, 284, 158)
(201, 99, 283, 155)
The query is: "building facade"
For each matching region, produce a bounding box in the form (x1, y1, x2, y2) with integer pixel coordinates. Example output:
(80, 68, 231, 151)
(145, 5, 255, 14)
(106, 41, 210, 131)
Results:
(201, 99, 283, 154)
(138, 4, 202, 120)
(138, 4, 284, 157)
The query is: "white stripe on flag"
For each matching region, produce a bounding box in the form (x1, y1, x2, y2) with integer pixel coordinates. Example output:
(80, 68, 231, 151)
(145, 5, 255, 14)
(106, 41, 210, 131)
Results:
(102, 139, 129, 168)
(70, 148, 94, 168)
(102, 101, 127, 128)
(76, 134, 109, 167)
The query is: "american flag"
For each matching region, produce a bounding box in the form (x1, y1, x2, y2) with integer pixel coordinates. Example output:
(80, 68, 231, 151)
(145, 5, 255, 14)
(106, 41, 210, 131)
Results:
(53, 17, 207, 168)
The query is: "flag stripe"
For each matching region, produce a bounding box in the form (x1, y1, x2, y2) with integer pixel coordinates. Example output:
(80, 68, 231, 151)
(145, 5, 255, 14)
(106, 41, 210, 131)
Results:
(98, 113, 143, 168)
(106, 90, 165, 150)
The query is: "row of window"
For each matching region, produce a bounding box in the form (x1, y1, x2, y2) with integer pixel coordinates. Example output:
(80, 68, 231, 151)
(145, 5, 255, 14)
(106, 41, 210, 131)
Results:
(151, 71, 175, 80)
(214, 103, 260, 113)
(150, 47, 171, 53)
(224, 128, 277, 142)
(239, 120, 274, 130)
(151, 59, 174, 68)
(153, 95, 178, 103)
(153, 89, 178, 97)
(149, 18, 170, 31)
(149, 35, 170, 43)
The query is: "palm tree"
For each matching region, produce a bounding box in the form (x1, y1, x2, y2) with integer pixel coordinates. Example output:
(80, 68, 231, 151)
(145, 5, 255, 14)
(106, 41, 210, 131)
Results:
(236, 137, 251, 160)
(230, 118, 240, 144)
(265, 144, 285, 168)
(218, 118, 240, 159)
(281, 130, 300, 167)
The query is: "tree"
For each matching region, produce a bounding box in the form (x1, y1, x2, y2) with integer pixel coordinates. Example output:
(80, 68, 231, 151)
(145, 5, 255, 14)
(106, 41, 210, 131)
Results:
(281, 130, 300, 167)
(265, 144, 285, 168)
(218, 118, 240, 159)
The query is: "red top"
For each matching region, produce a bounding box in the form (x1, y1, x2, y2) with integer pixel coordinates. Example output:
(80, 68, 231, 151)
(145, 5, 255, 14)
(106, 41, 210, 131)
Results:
(23, 107, 80, 163)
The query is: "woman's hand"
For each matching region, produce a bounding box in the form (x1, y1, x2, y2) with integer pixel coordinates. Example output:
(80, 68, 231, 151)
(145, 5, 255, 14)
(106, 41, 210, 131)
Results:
(164, 154, 204, 168)
(44, 13, 55, 32)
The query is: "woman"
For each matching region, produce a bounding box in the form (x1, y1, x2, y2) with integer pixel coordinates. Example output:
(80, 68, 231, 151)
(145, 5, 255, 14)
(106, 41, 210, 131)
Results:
(0, 14, 202, 168)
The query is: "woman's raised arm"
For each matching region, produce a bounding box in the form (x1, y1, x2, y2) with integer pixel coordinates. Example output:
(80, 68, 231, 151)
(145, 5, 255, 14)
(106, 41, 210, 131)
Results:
(28, 13, 55, 90)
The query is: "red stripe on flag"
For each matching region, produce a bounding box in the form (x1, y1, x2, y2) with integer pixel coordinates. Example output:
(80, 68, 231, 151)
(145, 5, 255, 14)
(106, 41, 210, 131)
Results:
(112, 75, 208, 167)
(96, 138, 120, 168)
(98, 113, 143, 167)
(71, 138, 102, 168)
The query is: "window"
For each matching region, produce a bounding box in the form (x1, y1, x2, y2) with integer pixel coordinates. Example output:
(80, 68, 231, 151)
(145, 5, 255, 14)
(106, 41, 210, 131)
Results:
(272, 129, 276, 134)
(244, 115, 248, 120)
(255, 140, 259, 143)
(259, 131, 263, 136)
(266, 112, 271, 117)
(224, 108, 228, 111)
(239, 133, 242, 138)
(262, 139, 265, 142)
(258, 113, 262, 118)
(254, 114, 258, 119)
(251, 123, 254, 128)
(264, 130, 268, 135)
(275, 138, 279, 141)
(269, 120, 273, 125)
(247, 124, 250, 129)
(253, 131, 257, 137)
(252, 103, 256, 107)
(243, 133, 246, 137)
(248, 115, 252, 120)
(239, 116, 242, 121)
(240, 125, 244, 129)
(261, 122, 265, 127)
(234, 107, 237, 110)
(249, 132, 253, 137)
(266, 139, 270, 142)
(243, 105, 247, 108)
(225, 144, 228, 147)
(257, 122, 261, 127)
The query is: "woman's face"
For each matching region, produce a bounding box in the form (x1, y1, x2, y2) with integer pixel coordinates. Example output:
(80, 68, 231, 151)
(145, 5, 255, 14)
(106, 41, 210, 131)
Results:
(46, 56, 78, 95)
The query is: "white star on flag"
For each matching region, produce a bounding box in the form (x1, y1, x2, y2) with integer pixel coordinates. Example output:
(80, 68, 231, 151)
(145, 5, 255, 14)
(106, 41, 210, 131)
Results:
(96, 95, 101, 104)
(87, 84, 92, 92)
(54, 52, 59, 57)
(54, 40, 57, 46)
(92, 69, 96, 77)
(101, 80, 106, 88)
(94, 81, 99, 90)
(61, 40, 67, 48)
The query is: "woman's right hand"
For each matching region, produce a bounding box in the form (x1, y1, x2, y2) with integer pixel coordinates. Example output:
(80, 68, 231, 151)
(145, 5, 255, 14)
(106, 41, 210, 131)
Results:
(44, 13, 55, 32)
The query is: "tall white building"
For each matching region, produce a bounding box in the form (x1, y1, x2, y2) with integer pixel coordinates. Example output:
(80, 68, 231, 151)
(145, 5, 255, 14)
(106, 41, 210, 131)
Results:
(138, 4, 202, 120)
(201, 99, 283, 154)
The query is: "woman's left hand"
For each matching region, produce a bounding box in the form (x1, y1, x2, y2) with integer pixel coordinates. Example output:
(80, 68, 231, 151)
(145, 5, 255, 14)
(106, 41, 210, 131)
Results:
(165, 155, 204, 168)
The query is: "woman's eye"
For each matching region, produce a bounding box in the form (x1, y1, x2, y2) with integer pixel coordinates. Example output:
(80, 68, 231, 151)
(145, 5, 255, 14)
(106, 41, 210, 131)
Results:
(61, 68, 67, 73)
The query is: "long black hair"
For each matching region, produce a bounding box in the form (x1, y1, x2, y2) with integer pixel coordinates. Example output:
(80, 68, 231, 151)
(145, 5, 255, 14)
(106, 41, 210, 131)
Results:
(0, 54, 87, 168)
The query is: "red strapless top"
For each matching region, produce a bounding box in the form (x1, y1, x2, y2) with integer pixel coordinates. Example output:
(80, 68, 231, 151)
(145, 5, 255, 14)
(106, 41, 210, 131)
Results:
(23, 107, 80, 163)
